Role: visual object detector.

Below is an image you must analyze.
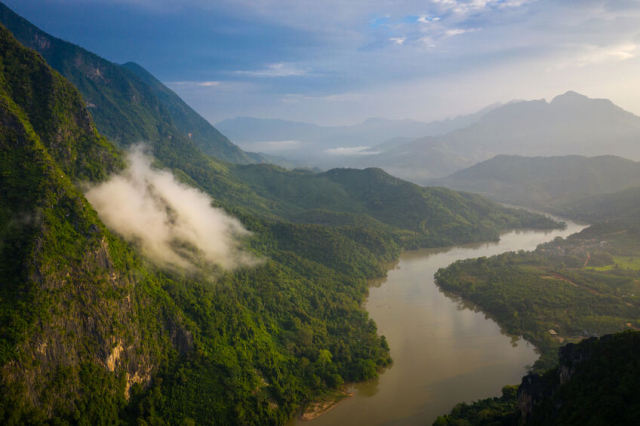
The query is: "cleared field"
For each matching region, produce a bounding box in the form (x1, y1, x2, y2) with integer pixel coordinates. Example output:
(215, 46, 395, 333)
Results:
(589, 255, 640, 271)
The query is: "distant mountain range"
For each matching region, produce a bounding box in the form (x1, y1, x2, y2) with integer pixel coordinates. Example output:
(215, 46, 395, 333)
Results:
(356, 91, 640, 183)
(435, 154, 640, 210)
(215, 102, 502, 165)
(218, 92, 640, 183)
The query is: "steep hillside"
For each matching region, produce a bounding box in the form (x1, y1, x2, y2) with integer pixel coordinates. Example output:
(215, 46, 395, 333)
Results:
(0, 2, 257, 166)
(554, 186, 640, 224)
(120, 61, 258, 164)
(0, 23, 188, 423)
(363, 92, 640, 183)
(518, 331, 640, 425)
(436, 155, 640, 209)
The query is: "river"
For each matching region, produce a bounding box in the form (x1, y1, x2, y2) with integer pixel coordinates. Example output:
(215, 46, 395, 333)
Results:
(290, 216, 586, 426)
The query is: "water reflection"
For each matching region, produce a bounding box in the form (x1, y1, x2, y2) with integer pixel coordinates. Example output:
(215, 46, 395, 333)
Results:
(349, 377, 380, 398)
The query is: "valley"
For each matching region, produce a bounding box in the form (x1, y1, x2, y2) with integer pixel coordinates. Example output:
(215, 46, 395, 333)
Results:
(289, 217, 585, 425)
(1, 1, 640, 425)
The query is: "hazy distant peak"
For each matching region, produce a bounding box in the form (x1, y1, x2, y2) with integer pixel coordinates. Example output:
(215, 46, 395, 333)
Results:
(476, 101, 504, 113)
(550, 90, 589, 104)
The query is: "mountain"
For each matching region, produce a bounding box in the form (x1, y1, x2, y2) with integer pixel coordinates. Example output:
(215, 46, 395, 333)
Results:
(0, 5, 562, 424)
(0, 22, 189, 423)
(363, 92, 640, 184)
(554, 186, 640, 225)
(120, 62, 258, 164)
(215, 104, 501, 167)
(216, 116, 322, 145)
(365, 102, 507, 154)
(435, 155, 640, 210)
(0, 2, 258, 165)
(228, 165, 560, 248)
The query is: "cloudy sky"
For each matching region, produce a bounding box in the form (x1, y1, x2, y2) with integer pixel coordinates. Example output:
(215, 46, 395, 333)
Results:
(6, 0, 640, 125)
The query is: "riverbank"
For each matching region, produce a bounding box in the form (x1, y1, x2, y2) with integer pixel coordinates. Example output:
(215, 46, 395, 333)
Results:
(298, 388, 354, 421)
(434, 220, 640, 373)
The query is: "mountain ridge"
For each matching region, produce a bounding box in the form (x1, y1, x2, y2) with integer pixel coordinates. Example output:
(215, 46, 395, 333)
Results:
(0, 2, 257, 166)
(358, 91, 640, 184)
(435, 154, 640, 210)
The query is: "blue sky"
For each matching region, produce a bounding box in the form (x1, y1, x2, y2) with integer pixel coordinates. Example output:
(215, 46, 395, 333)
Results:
(5, 0, 640, 125)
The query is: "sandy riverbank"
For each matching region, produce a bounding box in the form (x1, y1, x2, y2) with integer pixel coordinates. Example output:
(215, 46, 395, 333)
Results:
(299, 389, 354, 421)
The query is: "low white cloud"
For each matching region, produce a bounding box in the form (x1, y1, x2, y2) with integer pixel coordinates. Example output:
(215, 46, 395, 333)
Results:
(444, 28, 479, 37)
(324, 146, 380, 156)
(390, 37, 406, 45)
(85, 145, 258, 272)
(418, 15, 441, 23)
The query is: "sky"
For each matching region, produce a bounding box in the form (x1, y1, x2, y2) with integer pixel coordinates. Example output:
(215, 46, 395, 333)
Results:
(5, 0, 640, 126)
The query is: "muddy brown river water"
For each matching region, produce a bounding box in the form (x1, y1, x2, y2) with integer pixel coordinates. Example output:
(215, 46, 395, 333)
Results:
(289, 217, 586, 426)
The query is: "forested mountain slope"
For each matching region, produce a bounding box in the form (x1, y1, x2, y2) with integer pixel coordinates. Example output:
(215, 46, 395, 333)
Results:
(553, 186, 640, 224)
(0, 23, 189, 423)
(120, 61, 262, 164)
(0, 2, 257, 165)
(435, 154, 640, 210)
(0, 21, 403, 424)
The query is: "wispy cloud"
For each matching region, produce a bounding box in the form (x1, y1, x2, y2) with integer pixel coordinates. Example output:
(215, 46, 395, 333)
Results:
(168, 80, 221, 87)
(238, 140, 304, 153)
(236, 62, 310, 77)
(85, 145, 259, 272)
(418, 15, 441, 23)
(281, 92, 361, 103)
(444, 28, 479, 37)
(554, 43, 638, 69)
(577, 43, 637, 66)
(324, 146, 379, 156)
(56, 0, 640, 125)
